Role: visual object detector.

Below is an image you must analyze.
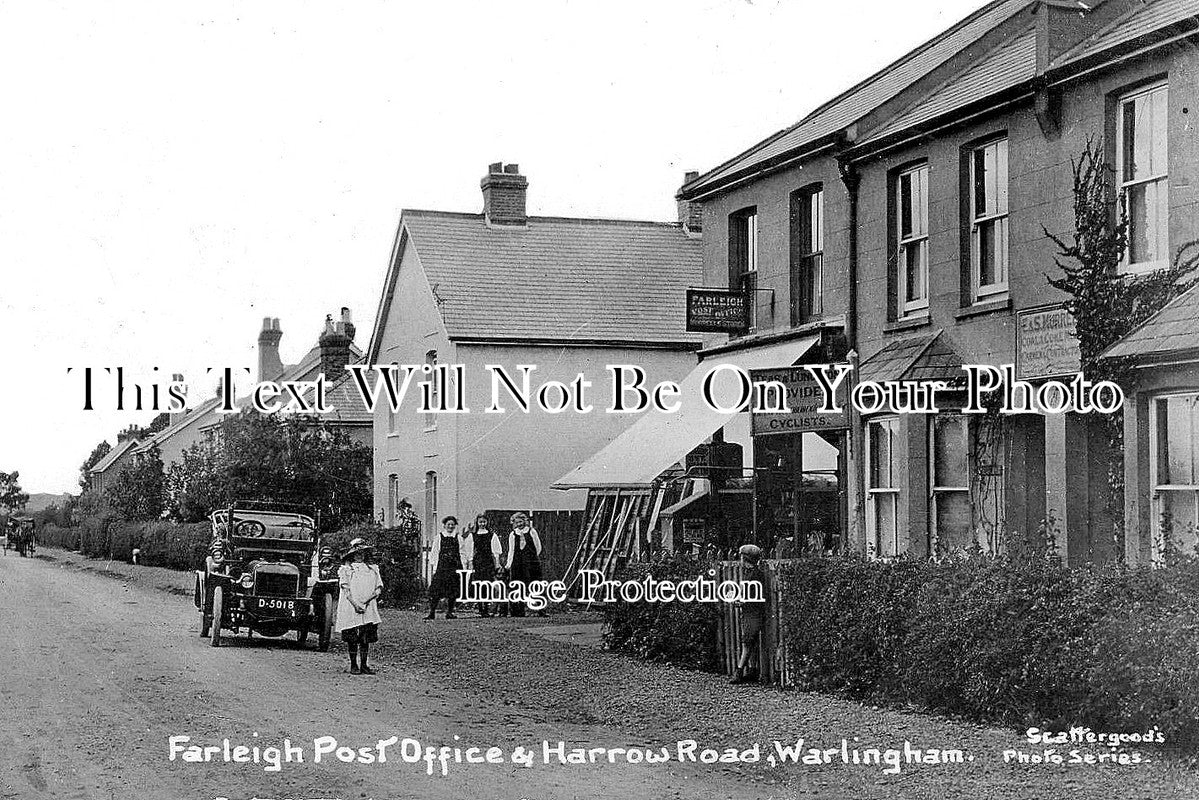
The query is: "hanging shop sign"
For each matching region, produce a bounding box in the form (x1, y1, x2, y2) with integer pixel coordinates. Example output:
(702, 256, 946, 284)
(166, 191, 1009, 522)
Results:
(749, 366, 849, 436)
(686, 288, 750, 333)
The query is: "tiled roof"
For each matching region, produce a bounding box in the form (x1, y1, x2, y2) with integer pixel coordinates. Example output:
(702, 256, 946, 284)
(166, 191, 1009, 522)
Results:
(1102, 282, 1199, 361)
(90, 438, 140, 474)
(402, 211, 704, 345)
(860, 27, 1038, 144)
(859, 330, 964, 384)
(1054, 0, 1199, 66)
(679, 0, 1031, 197)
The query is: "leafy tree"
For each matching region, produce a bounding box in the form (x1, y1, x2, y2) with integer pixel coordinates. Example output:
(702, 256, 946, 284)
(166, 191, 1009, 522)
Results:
(79, 441, 112, 491)
(1045, 137, 1199, 552)
(0, 471, 29, 514)
(105, 446, 166, 521)
(166, 412, 372, 531)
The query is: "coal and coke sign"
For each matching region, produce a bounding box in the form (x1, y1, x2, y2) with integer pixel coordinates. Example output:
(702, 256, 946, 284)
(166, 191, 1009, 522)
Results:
(749, 366, 849, 436)
(1016, 305, 1081, 380)
(686, 288, 750, 333)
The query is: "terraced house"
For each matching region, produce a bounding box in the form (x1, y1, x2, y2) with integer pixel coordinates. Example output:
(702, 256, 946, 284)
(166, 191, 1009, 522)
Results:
(586, 0, 1197, 566)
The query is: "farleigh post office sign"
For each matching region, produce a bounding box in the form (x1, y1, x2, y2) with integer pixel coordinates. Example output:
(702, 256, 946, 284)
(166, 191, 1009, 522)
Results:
(749, 367, 849, 436)
(686, 288, 750, 333)
(1016, 305, 1081, 380)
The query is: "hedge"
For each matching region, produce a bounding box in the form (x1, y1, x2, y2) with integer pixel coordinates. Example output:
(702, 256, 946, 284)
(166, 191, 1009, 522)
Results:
(601, 553, 721, 672)
(601, 551, 1199, 751)
(36, 517, 422, 606)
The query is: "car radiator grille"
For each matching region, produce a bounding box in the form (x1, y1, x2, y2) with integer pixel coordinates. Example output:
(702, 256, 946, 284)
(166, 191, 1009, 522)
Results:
(255, 571, 299, 597)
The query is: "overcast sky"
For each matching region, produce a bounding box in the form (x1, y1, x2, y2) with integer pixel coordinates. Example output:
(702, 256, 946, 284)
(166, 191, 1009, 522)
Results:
(0, 0, 984, 494)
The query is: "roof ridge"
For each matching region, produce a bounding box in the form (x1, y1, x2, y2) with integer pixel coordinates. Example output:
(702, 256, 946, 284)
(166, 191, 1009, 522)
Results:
(404, 208, 686, 228)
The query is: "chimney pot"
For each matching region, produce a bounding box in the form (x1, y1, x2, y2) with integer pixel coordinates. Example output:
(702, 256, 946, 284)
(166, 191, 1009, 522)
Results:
(318, 310, 354, 380)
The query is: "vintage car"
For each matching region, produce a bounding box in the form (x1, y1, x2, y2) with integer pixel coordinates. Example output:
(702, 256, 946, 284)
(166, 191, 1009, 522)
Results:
(6, 516, 36, 557)
(193, 503, 339, 650)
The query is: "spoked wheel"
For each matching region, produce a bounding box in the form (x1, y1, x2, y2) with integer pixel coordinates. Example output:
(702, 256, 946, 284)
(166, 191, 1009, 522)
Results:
(318, 593, 334, 652)
(209, 586, 224, 648)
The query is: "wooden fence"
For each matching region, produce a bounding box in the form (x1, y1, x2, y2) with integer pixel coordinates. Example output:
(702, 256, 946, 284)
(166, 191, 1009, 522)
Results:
(482, 508, 584, 583)
(717, 559, 794, 687)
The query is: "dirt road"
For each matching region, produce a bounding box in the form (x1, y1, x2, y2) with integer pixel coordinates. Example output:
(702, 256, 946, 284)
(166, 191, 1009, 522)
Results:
(0, 551, 757, 800)
(2, 549, 1198, 800)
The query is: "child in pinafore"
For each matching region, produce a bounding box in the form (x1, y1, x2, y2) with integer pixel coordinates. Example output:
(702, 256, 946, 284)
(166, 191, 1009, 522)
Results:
(335, 537, 384, 675)
(426, 516, 464, 619)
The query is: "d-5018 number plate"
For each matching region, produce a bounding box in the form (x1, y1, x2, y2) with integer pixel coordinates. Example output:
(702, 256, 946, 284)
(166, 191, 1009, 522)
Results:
(252, 597, 298, 614)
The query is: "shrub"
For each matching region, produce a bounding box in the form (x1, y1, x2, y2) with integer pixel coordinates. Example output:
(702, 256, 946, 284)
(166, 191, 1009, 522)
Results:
(323, 524, 422, 607)
(600, 553, 721, 672)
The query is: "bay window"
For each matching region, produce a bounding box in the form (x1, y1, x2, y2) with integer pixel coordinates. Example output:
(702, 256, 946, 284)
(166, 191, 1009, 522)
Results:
(1151, 393, 1199, 557)
(866, 417, 900, 557)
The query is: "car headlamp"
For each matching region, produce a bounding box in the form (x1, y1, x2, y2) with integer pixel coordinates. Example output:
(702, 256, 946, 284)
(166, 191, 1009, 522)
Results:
(240, 573, 255, 589)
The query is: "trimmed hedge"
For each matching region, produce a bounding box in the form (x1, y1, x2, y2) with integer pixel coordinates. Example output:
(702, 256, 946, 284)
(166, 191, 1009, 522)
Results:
(601, 553, 721, 671)
(38, 517, 423, 606)
(602, 551, 1199, 751)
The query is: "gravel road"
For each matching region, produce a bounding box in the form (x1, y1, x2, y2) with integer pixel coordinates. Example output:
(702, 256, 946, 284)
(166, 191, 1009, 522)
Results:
(2, 548, 1197, 800)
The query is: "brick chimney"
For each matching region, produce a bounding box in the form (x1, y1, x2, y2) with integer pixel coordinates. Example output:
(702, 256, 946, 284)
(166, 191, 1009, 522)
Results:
(481, 162, 528, 227)
(257, 317, 284, 383)
(319, 310, 353, 380)
(677, 170, 703, 236)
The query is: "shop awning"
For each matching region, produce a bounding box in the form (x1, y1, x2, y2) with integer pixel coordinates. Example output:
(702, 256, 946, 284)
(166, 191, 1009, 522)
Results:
(553, 335, 818, 489)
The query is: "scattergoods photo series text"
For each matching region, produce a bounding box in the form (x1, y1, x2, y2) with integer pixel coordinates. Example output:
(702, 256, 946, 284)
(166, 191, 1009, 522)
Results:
(4, 1, 1199, 799)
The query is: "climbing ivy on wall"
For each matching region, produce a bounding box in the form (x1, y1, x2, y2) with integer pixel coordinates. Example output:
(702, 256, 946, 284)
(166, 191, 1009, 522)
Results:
(1044, 137, 1199, 554)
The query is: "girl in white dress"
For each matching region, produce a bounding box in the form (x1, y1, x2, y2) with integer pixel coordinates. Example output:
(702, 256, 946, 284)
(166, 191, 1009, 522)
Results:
(335, 538, 384, 675)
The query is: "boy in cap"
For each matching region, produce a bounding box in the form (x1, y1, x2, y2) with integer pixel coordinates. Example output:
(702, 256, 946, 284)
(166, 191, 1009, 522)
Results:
(731, 543, 766, 685)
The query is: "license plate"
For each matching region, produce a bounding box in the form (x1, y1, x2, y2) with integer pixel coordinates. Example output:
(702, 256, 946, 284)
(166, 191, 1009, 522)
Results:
(254, 597, 297, 614)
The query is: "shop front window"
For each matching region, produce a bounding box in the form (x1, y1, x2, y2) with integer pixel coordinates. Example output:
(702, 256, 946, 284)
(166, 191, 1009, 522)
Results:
(866, 417, 900, 557)
(1152, 393, 1199, 557)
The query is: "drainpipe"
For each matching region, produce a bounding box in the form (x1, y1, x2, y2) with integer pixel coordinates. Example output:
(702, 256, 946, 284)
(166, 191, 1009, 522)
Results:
(838, 157, 867, 553)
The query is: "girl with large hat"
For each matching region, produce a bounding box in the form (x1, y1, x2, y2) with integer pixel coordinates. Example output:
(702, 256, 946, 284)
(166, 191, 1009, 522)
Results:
(335, 537, 384, 675)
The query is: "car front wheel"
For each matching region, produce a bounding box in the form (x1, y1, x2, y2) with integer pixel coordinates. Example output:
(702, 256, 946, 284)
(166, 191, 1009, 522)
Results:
(209, 586, 224, 648)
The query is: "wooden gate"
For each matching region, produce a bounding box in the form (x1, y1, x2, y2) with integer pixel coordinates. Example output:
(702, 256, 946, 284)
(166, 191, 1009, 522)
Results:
(717, 559, 793, 687)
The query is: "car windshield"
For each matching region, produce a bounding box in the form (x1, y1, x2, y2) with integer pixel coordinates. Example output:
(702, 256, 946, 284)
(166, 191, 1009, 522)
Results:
(211, 509, 315, 541)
